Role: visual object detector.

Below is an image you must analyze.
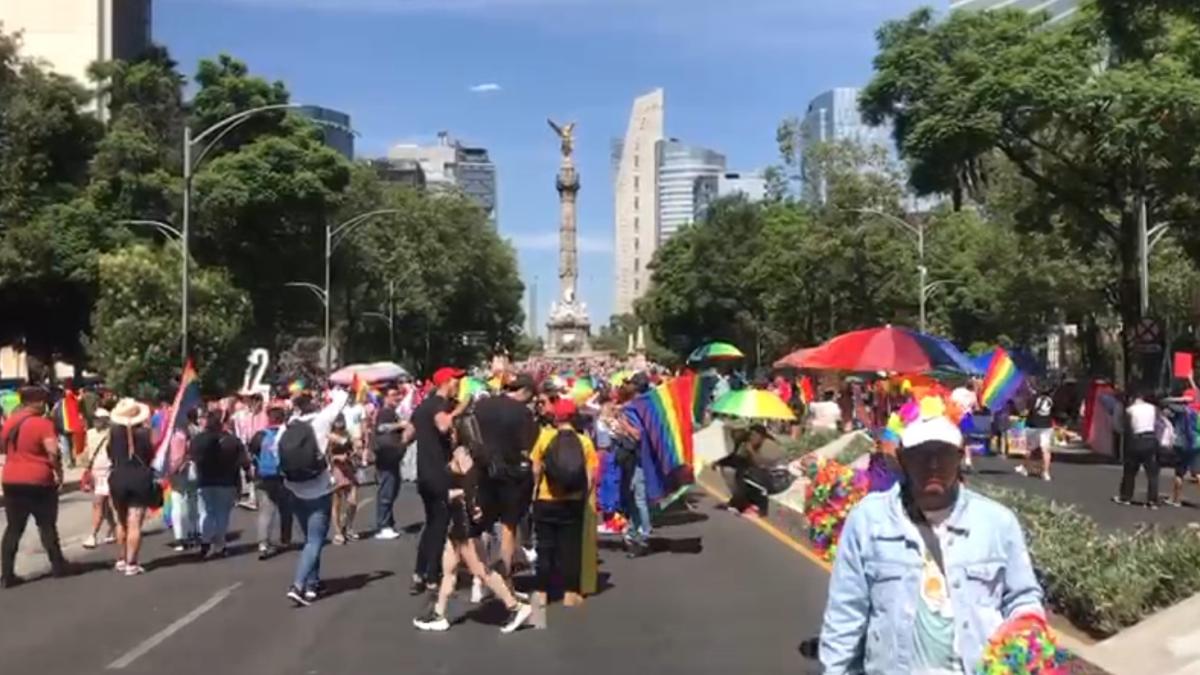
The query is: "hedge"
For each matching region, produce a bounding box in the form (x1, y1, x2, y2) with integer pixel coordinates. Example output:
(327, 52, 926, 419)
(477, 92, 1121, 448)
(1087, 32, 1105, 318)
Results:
(975, 483, 1200, 637)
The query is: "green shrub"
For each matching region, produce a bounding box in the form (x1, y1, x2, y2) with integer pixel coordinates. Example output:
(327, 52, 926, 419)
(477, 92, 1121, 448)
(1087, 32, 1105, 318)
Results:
(779, 429, 841, 460)
(975, 483, 1200, 636)
(835, 434, 874, 465)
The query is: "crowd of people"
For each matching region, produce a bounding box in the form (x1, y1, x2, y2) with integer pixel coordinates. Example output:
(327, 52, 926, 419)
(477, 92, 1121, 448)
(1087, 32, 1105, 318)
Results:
(0, 359, 680, 637)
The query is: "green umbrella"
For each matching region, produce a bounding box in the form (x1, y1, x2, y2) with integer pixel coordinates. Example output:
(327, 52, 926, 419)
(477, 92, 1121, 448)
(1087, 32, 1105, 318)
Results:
(688, 341, 745, 363)
(710, 389, 796, 421)
(0, 390, 17, 415)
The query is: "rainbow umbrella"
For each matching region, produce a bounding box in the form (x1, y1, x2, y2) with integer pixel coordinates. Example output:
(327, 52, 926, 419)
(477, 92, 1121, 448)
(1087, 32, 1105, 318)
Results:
(458, 377, 487, 400)
(570, 378, 595, 403)
(710, 390, 796, 421)
(0, 390, 19, 415)
(688, 341, 745, 363)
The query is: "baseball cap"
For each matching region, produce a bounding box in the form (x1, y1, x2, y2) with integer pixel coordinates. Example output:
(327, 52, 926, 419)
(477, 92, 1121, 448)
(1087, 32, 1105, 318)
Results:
(552, 398, 577, 423)
(431, 367, 466, 387)
(900, 416, 963, 450)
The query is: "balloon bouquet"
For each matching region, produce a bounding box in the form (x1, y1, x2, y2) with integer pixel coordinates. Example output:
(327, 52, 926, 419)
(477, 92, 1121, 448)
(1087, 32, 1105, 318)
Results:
(978, 613, 1070, 674)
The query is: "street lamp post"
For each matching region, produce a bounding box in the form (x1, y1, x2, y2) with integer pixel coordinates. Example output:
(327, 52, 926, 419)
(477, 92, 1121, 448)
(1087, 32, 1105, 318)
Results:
(180, 103, 312, 362)
(120, 219, 185, 360)
(323, 210, 402, 374)
(849, 208, 929, 332)
(363, 280, 397, 358)
(284, 282, 330, 366)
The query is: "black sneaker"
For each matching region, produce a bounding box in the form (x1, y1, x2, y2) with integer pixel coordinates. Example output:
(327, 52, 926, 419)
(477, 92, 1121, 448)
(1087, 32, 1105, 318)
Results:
(258, 544, 275, 561)
(410, 577, 427, 596)
(287, 586, 311, 607)
(500, 603, 532, 634)
(1111, 496, 1132, 506)
(170, 540, 188, 552)
(304, 588, 318, 602)
(413, 610, 450, 631)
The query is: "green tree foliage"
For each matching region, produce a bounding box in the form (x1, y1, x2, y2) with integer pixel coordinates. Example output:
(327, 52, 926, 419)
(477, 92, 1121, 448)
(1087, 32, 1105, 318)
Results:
(87, 245, 250, 395)
(860, 4, 1200, 381)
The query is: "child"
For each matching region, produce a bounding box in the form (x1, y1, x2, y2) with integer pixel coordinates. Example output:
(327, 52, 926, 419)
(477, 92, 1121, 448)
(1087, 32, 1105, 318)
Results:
(413, 445, 532, 634)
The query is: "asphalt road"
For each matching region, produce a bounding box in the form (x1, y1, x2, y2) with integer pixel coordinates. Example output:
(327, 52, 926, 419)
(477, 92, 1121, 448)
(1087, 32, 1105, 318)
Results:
(0, 485, 829, 675)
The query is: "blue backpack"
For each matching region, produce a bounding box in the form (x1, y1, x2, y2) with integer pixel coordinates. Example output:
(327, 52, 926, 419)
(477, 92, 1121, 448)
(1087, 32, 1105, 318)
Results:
(257, 427, 282, 478)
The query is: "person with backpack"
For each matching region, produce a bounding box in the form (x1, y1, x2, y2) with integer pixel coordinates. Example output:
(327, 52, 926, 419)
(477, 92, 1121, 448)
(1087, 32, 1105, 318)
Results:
(282, 389, 348, 607)
(249, 407, 293, 559)
(529, 397, 597, 609)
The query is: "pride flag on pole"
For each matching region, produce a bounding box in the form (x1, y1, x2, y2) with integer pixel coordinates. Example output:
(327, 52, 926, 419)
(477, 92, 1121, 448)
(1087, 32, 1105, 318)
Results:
(980, 347, 1024, 412)
(152, 360, 202, 475)
(625, 372, 697, 507)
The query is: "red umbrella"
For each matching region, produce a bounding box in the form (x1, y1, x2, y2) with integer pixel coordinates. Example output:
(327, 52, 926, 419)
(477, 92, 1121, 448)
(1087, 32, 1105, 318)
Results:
(789, 326, 975, 374)
(773, 347, 815, 369)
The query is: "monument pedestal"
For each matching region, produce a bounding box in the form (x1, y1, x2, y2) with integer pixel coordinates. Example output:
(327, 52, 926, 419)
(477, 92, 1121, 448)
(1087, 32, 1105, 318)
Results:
(546, 303, 592, 358)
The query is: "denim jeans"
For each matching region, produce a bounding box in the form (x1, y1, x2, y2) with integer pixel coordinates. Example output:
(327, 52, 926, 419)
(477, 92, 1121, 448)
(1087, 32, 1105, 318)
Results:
(376, 466, 400, 531)
(58, 435, 74, 469)
(624, 465, 652, 542)
(292, 492, 332, 591)
(170, 480, 200, 542)
(256, 480, 294, 546)
(198, 486, 237, 550)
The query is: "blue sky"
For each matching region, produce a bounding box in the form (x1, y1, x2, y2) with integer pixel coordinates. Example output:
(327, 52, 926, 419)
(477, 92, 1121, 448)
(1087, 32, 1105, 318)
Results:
(156, 0, 935, 329)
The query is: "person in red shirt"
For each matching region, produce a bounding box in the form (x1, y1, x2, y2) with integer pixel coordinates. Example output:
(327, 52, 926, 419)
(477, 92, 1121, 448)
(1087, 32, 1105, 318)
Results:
(1, 386, 68, 587)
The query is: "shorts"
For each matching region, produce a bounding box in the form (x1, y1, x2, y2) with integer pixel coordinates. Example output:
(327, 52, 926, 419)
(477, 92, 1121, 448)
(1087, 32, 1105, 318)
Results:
(481, 473, 532, 529)
(1025, 428, 1052, 453)
(109, 466, 160, 509)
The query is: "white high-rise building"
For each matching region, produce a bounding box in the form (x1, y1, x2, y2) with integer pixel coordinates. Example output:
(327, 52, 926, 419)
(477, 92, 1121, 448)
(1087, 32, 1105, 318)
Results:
(655, 140, 726, 245)
(951, 0, 1079, 24)
(612, 89, 664, 317)
(0, 0, 153, 120)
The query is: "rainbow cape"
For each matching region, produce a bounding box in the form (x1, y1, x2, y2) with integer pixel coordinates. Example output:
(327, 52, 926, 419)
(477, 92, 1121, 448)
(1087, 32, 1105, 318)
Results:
(981, 347, 1024, 411)
(152, 360, 202, 475)
(58, 390, 86, 459)
(351, 373, 369, 404)
(624, 372, 696, 506)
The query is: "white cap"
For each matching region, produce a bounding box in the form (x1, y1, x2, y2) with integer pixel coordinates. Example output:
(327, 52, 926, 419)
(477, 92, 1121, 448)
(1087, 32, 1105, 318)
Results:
(900, 416, 962, 449)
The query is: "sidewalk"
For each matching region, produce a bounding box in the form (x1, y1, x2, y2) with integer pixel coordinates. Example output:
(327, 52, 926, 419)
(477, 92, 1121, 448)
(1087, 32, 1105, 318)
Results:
(1086, 593, 1200, 675)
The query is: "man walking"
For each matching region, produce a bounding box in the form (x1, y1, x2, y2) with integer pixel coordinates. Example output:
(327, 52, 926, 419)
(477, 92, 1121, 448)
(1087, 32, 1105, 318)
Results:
(410, 367, 463, 595)
(1114, 390, 1161, 508)
(282, 389, 348, 607)
(1, 386, 69, 587)
(249, 407, 293, 559)
(190, 411, 249, 559)
(474, 373, 537, 581)
(373, 387, 412, 540)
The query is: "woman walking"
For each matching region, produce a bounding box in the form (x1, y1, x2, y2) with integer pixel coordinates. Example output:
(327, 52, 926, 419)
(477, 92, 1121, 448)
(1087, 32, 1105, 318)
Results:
(328, 415, 359, 544)
(413, 445, 532, 633)
(107, 398, 160, 576)
(82, 409, 116, 549)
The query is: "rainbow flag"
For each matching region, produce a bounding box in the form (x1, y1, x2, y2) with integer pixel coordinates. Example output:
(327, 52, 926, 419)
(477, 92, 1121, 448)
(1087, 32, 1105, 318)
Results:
(287, 379, 305, 396)
(980, 347, 1024, 411)
(625, 372, 697, 505)
(59, 390, 86, 459)
(798, 376, 815, 406)
(152, 360, 202, 475)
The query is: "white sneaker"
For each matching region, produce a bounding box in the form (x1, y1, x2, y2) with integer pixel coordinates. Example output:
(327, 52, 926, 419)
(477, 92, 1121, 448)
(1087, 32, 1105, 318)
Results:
(374, 528, 401, 540)
(413, 611, 450, 631)
(114, 560, 127, 573)
(522, 546, 538, 565)
(82, 535, 97, 549)
(470, 578, 485, 604)
(1014, 465, 1028, 476)
(500, 603, 533, 634)
(1043, 474, 1052, 482)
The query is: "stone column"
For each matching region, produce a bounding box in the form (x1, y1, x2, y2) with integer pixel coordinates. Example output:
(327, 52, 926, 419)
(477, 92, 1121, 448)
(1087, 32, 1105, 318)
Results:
(556, 164, 580, 303)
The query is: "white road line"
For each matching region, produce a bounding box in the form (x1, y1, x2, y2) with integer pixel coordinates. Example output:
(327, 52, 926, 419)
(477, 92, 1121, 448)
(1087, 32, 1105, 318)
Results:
(106, 582, 242, 670)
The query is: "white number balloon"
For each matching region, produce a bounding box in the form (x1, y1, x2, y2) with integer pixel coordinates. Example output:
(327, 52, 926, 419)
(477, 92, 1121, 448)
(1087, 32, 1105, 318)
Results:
(241, 348, 271, 399)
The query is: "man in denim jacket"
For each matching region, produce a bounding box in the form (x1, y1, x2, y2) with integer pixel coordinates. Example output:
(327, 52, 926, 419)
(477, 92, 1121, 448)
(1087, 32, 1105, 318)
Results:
(820, 415, 1045, 674)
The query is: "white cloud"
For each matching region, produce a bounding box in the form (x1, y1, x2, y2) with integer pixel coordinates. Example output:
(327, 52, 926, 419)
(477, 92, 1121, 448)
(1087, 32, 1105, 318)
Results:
(468, 82, 502, 94)
(510, 232, 612, 254)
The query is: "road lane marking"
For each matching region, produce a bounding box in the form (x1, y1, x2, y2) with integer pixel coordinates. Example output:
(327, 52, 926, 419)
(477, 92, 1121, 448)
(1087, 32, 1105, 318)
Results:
(695, 479, 833, 572)
(106, 582, 242, 670)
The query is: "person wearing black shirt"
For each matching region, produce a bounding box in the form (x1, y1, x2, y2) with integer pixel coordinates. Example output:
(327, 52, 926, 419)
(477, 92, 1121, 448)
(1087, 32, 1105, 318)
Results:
(190, 410, 249, 559)
(1017, 388, 1056, 482)
(410, 367, 464, 594)
(473, 373, 537, 579)
(373, 387, 413, 539)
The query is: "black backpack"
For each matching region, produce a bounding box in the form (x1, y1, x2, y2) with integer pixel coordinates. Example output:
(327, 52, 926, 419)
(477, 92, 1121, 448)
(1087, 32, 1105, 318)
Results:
(543, 429, 588, 494)
(278, 419, 325, 482)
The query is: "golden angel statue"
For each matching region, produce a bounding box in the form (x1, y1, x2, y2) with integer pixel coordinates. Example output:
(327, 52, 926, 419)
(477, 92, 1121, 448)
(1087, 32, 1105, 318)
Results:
(547, 118, 576, 160)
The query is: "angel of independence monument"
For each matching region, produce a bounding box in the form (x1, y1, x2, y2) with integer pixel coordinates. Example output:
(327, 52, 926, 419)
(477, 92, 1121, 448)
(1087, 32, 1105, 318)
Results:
(545, 118, 593, 357)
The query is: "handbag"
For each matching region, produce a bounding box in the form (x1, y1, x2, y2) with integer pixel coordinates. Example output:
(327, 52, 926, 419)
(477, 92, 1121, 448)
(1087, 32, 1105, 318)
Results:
(129, 426, 164, 508)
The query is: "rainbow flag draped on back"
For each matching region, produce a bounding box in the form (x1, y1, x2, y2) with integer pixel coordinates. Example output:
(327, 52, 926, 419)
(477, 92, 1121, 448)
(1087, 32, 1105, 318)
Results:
(58, 390, 86, 458)
(152, 360, 202, 475)
(980, 347, 1024, 411)
(351, 373, 369, 404)
(624, 372, 696, 506)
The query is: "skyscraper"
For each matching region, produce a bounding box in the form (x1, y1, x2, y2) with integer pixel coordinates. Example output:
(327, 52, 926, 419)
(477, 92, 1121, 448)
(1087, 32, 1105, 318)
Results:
(0, 0, 153, 120)
(950, 0, 1079, 23)
(655, 140, 726, 244)
(295, 106, 354, 159)
(613, 89, 664, 316)
(388, 132, 498, 226)
(799, 87, 896, 203)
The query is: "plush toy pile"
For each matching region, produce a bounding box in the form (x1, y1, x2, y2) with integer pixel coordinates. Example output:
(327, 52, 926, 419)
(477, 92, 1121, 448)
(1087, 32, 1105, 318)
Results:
(977, 613, 1070, 675)
(803, 457, 870, 562)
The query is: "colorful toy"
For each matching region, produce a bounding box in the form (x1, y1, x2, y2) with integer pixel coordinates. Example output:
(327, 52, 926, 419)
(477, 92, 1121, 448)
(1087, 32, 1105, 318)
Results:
(977, 613, 1070, 674)
(803, 457, 870, 562)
